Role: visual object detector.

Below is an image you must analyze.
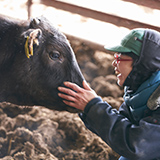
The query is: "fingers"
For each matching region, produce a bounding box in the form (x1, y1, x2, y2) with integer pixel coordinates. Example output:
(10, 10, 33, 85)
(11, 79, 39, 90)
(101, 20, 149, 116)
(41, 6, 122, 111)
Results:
(58, 92, 84, 110)
(58, 86, 82, 102)
(58, 92, 76, 102)
(63, 81, 83, 93)
(62, 100, 78, 109)
(63, 81, 91, 92)
(58, 81, 95, 111)
(58, 85, 80, 103)
(58, 86, 77, 97)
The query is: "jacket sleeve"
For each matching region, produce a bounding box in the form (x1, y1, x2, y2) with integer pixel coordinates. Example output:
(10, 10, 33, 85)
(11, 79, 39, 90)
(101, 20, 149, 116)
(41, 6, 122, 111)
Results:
(79, 97, 160, 160)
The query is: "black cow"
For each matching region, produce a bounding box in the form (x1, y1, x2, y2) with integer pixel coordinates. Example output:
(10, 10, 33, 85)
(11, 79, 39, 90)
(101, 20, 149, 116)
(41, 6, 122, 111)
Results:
(0, 15, 84, 112)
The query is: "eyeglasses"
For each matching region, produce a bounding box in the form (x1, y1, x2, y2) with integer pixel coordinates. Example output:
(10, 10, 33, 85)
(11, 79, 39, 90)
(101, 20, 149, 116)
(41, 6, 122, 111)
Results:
(114, 53, 133, 63)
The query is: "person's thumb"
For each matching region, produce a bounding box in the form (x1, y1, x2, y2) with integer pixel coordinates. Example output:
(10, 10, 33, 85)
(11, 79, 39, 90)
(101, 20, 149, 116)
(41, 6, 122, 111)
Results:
(83, 80, 91, 90)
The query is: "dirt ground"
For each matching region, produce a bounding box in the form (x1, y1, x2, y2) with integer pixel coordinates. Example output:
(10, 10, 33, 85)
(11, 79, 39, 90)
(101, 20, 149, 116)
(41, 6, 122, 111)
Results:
(0, 38, 124, 160)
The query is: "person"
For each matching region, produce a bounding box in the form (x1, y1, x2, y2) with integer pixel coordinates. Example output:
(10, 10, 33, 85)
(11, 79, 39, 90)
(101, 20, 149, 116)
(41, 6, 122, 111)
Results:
(58, 28, 160, 160)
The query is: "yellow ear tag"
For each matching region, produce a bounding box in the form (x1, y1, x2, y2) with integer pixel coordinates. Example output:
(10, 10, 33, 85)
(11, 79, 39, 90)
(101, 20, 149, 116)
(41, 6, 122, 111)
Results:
(25, 36, 34, 58)
(30, 45, 33, 57)
(25, 36, 30, 58)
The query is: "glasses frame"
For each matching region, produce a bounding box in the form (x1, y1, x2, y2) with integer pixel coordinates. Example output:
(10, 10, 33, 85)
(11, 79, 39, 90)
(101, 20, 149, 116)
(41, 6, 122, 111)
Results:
(114, 53, 133, 63)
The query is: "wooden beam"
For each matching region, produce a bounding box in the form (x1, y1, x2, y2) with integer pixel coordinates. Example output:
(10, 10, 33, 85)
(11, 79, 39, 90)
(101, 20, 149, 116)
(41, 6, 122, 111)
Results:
(40, 0, 160, 31)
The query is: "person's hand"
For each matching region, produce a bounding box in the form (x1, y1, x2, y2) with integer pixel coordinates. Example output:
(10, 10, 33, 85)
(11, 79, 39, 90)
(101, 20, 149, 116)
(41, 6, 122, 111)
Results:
(58, 80, 98, 111)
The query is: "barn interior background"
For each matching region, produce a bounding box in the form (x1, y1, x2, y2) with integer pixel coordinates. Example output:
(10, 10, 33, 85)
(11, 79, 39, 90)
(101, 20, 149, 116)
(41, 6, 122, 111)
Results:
(0, 0, 160, 160)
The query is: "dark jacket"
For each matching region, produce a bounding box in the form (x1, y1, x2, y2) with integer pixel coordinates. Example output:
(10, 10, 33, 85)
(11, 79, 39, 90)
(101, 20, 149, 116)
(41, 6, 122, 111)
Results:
(79, 29, 160, 160)
(79, 77, 160, 160)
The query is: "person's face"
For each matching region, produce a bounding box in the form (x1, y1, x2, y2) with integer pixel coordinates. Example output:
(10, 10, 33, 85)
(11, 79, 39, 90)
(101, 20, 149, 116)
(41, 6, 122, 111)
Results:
(112, 53, 133, 86)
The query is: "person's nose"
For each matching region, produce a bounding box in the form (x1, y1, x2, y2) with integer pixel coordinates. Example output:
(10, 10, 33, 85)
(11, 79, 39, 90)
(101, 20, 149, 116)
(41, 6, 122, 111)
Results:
(112, 59, 117, 67)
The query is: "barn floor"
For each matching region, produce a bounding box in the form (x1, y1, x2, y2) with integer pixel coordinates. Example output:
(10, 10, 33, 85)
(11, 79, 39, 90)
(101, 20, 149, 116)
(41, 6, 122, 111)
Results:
(0, 0, 159, 160)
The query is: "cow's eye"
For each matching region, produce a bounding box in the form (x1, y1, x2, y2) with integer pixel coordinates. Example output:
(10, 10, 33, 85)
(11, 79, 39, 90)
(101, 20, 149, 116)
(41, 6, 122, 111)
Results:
(49, 51, 60, 60)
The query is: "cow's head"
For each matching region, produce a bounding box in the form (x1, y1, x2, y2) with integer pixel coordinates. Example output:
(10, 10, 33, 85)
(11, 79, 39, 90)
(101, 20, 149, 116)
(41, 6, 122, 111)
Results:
(2, 16, 85, 112)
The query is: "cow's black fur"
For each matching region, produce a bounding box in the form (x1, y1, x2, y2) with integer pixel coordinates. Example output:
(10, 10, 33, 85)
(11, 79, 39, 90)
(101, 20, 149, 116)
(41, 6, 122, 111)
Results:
(0, 15, 84, 112)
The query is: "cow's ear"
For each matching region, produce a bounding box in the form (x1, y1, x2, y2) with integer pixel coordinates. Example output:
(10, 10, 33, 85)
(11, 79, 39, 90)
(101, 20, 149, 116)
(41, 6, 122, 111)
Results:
(30, 17, 41, 27)
(23, 29, 42, 58)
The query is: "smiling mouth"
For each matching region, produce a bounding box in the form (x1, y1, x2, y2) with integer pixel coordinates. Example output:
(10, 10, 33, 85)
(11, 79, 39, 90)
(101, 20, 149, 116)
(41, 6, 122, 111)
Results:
(115, 70, 122, 79)
(115, 69, 120, 75)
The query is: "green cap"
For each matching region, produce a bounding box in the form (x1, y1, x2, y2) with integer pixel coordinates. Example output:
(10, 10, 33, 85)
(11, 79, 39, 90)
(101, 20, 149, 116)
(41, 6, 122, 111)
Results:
(104, 28, 145, 56)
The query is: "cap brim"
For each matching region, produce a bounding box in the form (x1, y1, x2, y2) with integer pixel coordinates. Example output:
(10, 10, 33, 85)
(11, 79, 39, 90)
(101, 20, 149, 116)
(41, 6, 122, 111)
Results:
(104, 45, 131, 53)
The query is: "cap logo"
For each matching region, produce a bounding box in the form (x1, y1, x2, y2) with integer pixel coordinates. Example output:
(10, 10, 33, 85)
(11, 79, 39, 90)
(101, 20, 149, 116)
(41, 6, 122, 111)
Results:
(134, 36, 143, 43)
(134, 37, 138, 40)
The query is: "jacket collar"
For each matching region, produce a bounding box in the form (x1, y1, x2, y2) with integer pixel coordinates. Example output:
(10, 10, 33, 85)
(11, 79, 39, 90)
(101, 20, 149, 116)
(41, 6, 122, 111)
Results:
(124, 71, 160, 121)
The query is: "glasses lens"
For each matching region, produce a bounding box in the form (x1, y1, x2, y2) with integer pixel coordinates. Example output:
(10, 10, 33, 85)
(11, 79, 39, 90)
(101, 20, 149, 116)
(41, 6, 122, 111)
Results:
(114, 53, 133, 63)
